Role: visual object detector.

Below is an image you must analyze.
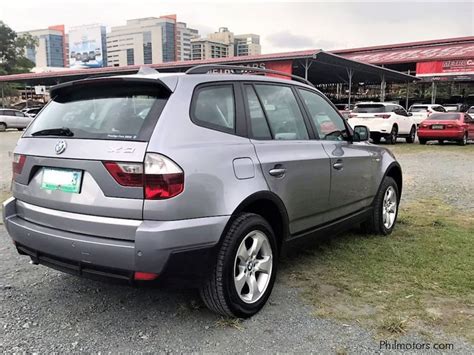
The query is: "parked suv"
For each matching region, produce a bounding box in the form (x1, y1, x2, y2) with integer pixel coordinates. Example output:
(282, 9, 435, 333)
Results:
(0, 108, 33, 131)
(2, 66, 402, 317)
(348, 102, 417, 144)
(408, 104, 445, 126)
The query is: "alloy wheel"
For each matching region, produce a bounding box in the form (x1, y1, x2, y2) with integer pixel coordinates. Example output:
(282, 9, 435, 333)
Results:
(382, 186, 397, 229)
(233, 230, 273, 304)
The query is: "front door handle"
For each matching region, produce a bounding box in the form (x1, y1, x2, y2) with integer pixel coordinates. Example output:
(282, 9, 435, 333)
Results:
(269, 168, 286, 177)
(333, 161, 343, 170)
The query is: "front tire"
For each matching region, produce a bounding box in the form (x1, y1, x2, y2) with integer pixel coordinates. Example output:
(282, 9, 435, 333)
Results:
(361, 176, 399, 235)
(458, 133, 468, 146)
(200, 213, 277, 318)
(0, 123, 6, 132)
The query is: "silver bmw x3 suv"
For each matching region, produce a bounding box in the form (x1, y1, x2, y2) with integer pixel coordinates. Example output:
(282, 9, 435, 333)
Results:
(2, 65, 402, 317)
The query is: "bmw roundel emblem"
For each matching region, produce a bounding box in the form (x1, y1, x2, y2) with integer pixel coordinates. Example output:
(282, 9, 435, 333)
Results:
(55, 140, 67, 155)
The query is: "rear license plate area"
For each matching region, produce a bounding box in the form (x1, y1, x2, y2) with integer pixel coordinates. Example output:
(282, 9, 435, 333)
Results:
(431, 125, 444, 130)
(41, 168, 83, 193)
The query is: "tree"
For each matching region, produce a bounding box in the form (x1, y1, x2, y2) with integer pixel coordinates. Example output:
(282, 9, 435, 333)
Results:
(0, 21, 37, 75)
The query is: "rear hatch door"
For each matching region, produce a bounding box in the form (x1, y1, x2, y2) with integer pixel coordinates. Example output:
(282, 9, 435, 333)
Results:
(13, 77, 172, 221)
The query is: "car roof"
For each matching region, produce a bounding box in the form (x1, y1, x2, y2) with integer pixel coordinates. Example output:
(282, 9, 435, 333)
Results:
(355, 102, 400, 106)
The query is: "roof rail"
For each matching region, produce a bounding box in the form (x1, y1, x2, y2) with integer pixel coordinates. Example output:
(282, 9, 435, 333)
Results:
(185, 64, 314, 87)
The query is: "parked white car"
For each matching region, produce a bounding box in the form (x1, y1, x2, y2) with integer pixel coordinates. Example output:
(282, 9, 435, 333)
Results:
(348, 102, 417, 144)
(408, 104, 446, 126)
(0, 109, 33, 131)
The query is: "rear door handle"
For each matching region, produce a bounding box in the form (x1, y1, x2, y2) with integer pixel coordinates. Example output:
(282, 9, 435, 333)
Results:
(269, 168, 286, 177)
(333, 161, 343, 170)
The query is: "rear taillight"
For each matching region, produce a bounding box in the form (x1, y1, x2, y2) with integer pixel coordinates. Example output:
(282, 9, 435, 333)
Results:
(348, 114, 357, 118)
(103, 153, 184, 200)
(12, 154, 26, 177)
(421, 124, 428, 128)
(103, 162, 143, 187)
(375, 114, 391, 119)
(144, 153, 184, 200)
(134, 272, 158, 281)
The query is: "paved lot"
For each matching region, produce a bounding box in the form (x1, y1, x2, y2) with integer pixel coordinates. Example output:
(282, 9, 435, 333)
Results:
(1, 132, 473, 352)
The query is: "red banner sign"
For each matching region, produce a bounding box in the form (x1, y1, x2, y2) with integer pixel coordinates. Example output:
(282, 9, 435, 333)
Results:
(416, 59, 474, 76)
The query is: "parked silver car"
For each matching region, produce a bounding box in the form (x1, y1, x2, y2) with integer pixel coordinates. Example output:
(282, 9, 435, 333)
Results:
(0, 108, 33, 131)
(2, 65, 402, 317)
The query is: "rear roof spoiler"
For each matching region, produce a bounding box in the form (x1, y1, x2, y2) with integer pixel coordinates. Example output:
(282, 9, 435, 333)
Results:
(50, 76, 175, 98)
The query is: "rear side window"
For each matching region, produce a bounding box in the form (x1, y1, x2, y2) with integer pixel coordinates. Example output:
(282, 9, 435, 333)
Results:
(192, 85, 235, 134)
(353, 104, 387, 113)
(14, 111, 24, 117)
(244, 85, 272, 139)
(254, 84, 309, 140)
(25, 82, 169, 141)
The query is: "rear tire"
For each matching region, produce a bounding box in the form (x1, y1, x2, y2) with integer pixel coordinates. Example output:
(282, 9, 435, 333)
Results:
(405, 126, 416, 143)
(386, 126, 398, 144)
(200, 213, 277, 318)
(0, 123, 6, 132)
(361, 176, 399, 236)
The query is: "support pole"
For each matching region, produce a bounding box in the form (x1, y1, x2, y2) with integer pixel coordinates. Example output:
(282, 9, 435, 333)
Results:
(302, 58, 313, 81)
(24, 83, 28, 109)
(346, 68, 353, 106)
(1, 84, 4, 108)
(431, 81, 436, 104)
(380, 74, 386, 102)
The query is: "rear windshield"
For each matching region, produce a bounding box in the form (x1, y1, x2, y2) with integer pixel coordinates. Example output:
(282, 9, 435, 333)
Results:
(427, 113, 460, 120)
(409, 106, 428, 112)
(352, 104, 387, 113)
(444, 105, 459, 112)
(25, 82, 169, 141)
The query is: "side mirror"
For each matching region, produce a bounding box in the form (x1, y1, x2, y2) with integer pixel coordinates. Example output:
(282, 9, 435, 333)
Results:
(353, 125, 370, 142)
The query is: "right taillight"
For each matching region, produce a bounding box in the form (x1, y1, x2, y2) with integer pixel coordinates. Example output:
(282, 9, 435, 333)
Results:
(144, 153, 184, 200)
(348, 114, 357, 118)
(103, 153, 184, 200)
(12, 154, 26, 178)
(375, 114, 391, 119)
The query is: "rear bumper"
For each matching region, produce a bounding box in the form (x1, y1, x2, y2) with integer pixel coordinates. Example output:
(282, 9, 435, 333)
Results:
(2, 197, 229, 280)
(417, 130, 464, 140)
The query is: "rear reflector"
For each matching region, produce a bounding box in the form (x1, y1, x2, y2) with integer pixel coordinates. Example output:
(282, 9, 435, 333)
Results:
(12, 154, 26, 177)
(134, 272, 159, 281)
(103, 153, 184, 200)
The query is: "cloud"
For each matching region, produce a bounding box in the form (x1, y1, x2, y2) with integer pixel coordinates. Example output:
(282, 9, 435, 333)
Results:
(266, 31, 341, 51)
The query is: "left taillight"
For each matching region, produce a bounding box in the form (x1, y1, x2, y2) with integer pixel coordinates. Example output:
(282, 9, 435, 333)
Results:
(12, 154, 26, 178)
(103, 153, 184, 200)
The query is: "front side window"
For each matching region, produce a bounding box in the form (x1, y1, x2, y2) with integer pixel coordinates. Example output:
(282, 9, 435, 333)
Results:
(298, 89, 347, 141)
(192, 85, 235, 133)
(254, 84, 308, 140)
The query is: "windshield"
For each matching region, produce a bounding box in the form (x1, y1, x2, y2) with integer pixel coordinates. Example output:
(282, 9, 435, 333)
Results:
(427, 113, 460, 120)
(352, 104, 386, 113)
(25, 84, 168, 141)
(409, 106, 428, 112)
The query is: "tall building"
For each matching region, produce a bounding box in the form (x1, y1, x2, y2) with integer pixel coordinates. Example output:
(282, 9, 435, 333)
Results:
(69, 24, 107, 68)
(106, 15, 177, 67)
(176, 22, 199, 61)
(20, 25, 66, 68)
(191, 28, 261, 60)
(234, 34, 261, 56)
(208, 27, 234, 57)
(191, 39, 231, 60)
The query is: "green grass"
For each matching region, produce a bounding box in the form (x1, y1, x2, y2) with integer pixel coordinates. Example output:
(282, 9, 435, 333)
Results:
(283, 199, 474, 341)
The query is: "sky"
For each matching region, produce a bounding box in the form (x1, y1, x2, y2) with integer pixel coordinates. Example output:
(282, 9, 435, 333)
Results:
(1, 1, 473, 53)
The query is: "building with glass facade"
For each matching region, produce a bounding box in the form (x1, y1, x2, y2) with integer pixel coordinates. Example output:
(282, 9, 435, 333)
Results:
(106, 16, 177, 67)
(20, 26, 66, 68)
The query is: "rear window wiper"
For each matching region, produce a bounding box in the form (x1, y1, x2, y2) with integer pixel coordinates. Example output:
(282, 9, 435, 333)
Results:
(31, 127, 74, 137)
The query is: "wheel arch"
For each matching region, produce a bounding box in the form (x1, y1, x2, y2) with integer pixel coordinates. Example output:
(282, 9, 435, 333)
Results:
(383, 162, 403, 200)
(230, 191, 290, 252)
